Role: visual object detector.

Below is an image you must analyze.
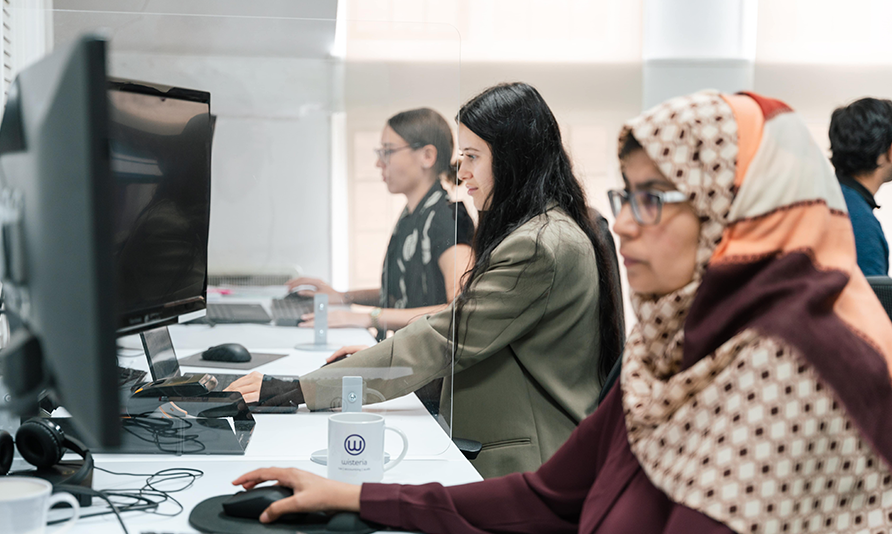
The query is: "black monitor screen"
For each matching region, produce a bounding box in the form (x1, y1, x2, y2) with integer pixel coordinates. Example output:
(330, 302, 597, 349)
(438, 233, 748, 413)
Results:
(108, 83, 211, 333)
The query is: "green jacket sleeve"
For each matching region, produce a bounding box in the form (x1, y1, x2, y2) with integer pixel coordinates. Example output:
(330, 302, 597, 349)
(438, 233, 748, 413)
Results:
(299, 227, 557, 411)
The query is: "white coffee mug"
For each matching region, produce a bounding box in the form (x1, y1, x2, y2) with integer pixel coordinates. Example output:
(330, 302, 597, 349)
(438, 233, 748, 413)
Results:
(327, 413, 408, 483)
(0, 477, 80, 534)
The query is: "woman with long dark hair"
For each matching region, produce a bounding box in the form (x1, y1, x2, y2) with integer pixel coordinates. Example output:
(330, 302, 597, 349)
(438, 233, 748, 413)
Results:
(229, 83, 624, 478)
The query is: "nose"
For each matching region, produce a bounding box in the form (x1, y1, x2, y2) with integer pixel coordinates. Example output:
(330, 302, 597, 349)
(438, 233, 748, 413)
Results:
(376, 157, 385, 170)
(612, 202, 640, 240)
(457, 158, 471, 182)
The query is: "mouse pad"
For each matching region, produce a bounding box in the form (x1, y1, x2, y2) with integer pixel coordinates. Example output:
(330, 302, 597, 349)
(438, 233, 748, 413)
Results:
(189, 495, 379, 534)
(178, 352, 287, 370)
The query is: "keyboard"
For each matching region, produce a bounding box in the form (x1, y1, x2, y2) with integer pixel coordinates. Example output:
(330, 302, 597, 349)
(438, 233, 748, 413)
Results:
(202, 303, 272, 324)
(270, 297, 314, 326)
(118, 366, 148, 391)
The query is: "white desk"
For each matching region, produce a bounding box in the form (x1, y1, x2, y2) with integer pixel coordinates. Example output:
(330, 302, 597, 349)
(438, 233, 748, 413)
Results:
(58, 317, 481, 533)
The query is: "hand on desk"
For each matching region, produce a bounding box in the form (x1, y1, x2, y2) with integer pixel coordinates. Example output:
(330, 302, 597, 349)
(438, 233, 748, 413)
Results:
(299, 310, 371, 329)
(232, 467, 361, 522)
(224, 371, 263, 403)
(286, 276, 344, 304)
(325, 345, 369, 364)
(223, 346, 368, 403)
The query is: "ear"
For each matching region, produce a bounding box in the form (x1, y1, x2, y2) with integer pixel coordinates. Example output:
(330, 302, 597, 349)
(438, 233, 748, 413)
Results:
(418, 144, 438, 170)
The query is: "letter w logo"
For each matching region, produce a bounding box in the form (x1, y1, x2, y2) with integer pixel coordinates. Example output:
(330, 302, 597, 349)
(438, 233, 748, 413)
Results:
(344, 434, 366, 456)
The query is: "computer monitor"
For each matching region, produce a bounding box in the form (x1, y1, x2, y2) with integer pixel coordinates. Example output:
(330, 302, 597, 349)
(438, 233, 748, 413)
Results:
(108, 79, 212, 335)
(0, 35, 120, 447)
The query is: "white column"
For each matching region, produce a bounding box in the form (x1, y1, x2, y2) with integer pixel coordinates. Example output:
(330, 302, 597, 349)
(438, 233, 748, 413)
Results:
(642, 0, 757, 109)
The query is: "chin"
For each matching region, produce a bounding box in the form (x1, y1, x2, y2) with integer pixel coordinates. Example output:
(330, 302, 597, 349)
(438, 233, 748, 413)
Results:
(626, 274, 656, 296)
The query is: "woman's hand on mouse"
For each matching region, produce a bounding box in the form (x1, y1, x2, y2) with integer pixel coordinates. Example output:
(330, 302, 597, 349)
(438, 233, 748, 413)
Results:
(223, 371, 264, 403)
(285, 277, 344, 304)
(232, 467, 361, 521)
(325, 345, 369, 364)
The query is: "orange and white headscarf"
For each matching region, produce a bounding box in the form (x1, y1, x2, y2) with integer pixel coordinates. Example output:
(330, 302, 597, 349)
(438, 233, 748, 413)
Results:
(620, 91, 892, 533)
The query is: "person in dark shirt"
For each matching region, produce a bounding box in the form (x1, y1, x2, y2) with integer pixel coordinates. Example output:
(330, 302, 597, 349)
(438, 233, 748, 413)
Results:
(829, 97, 892, 275)
(287, 109, 475, 332)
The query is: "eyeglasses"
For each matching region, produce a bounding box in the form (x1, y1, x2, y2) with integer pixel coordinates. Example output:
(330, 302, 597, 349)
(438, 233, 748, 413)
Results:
(374, 144, 419, 163)
(607, 188, 688, 226)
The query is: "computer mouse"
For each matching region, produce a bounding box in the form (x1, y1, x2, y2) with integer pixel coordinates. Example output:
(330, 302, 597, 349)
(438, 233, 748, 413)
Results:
(285, 288, 315, 300)
(222, 485, 294, 520)
(201, 343, 251, 363)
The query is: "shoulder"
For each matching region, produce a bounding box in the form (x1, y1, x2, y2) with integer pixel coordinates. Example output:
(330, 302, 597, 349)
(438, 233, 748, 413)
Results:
(840, 185, 871, 214)
(494, 209, 591, 264)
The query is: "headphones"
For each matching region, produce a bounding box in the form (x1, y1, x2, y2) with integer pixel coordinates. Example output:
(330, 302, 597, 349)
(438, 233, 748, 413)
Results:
(0, 418, 93, 487)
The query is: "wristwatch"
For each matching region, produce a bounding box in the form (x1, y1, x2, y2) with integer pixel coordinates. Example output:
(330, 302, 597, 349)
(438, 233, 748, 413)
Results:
(369, 307, 383, 330)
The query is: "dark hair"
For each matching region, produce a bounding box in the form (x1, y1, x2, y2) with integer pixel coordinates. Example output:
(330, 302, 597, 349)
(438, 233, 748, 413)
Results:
(829, 97, 892, 178)
(453, 82, 624, 382)
(618, 131, 644, 161)
(387, 108, 456, 181)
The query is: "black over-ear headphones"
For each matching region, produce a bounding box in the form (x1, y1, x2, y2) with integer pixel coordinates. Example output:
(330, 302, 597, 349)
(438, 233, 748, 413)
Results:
(0, 418, 93, 487)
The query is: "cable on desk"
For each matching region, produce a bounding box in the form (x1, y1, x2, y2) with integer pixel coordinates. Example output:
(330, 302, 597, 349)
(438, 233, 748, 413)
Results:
(52, 484, 130, 534)
(120, 415, 207, 454)
(46, 467, 204, 533)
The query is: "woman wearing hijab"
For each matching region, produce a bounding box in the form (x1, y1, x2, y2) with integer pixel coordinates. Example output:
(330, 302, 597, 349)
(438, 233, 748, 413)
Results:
(233, 90, 892, 533)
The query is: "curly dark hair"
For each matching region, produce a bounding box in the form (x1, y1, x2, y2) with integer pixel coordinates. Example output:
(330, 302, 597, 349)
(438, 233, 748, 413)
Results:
(829, 97, 892, 178)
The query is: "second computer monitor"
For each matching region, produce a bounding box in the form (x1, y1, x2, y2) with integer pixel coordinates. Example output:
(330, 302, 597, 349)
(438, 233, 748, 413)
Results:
(108, 80, 212, 335)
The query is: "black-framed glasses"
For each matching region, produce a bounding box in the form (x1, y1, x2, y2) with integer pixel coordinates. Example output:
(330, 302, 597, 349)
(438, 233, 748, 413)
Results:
(607, 188, 688, 225)
(374, 144, 420, 163)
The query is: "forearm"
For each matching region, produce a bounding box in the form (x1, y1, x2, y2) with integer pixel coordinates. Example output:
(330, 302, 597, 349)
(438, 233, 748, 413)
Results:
(344, 289, 380, 306)
(360, 477, 576, 534)
(299, 322, 452, 411)
(377, 304, 448, 331)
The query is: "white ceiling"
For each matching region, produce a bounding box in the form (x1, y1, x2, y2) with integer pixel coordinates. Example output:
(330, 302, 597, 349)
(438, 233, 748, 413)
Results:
(52, 0, 338, 58)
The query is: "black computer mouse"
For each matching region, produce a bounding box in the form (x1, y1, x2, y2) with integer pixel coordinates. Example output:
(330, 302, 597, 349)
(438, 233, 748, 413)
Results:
(221, 485, 294, 520)
(201, 343, 251, 363)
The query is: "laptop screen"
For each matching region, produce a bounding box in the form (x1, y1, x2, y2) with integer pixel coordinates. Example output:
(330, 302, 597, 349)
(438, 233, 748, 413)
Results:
(140, 327, 181, 380)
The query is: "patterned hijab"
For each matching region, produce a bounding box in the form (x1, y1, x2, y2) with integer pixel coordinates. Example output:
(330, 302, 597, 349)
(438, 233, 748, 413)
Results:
(619, 91, 892, 533)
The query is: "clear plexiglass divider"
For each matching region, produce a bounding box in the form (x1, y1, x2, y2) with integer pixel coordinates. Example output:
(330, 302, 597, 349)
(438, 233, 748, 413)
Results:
(35, 5, 463, 460)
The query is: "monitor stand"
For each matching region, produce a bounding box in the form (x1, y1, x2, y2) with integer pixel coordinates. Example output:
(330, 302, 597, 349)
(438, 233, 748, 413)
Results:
(294, 294, 340, 351)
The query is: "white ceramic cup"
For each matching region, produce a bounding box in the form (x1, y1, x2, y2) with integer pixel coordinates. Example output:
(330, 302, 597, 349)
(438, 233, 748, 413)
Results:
(0, 477, 80, 534)
(327, 413, 408, 483)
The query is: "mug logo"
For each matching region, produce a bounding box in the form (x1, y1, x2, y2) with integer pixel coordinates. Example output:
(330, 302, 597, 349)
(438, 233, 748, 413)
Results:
(344, 434, 365, 456)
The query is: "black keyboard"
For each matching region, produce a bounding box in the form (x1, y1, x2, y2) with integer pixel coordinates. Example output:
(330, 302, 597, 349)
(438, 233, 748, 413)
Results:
(270, 297, 314, 326)
(204, 303, 272, 324)
(118, 366, 148, 390)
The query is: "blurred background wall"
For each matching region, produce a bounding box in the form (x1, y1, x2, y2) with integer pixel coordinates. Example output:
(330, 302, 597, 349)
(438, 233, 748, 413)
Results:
(6, 0, 892, 330)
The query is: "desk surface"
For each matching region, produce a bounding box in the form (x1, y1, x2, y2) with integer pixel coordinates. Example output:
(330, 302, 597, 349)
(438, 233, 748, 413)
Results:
(58, 309, 480, 534)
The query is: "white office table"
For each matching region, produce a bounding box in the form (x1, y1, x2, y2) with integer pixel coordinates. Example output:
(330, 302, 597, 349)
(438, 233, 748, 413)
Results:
(56, 319, 482, 533)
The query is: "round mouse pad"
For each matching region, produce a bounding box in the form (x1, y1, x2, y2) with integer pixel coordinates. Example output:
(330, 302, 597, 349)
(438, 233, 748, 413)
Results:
(189, 495, 377, 534)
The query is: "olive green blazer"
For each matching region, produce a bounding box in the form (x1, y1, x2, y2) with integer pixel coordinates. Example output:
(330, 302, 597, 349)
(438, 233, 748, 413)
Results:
(300, 209, 604, 478)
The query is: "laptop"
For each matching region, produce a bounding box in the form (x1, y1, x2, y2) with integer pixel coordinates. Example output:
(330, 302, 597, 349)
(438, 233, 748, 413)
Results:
(140, 327, 299, 394)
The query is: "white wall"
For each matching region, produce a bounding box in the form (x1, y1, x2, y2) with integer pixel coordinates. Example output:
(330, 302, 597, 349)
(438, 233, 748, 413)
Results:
(49, 2, 341, 280)
(108, 53, 336, 278)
